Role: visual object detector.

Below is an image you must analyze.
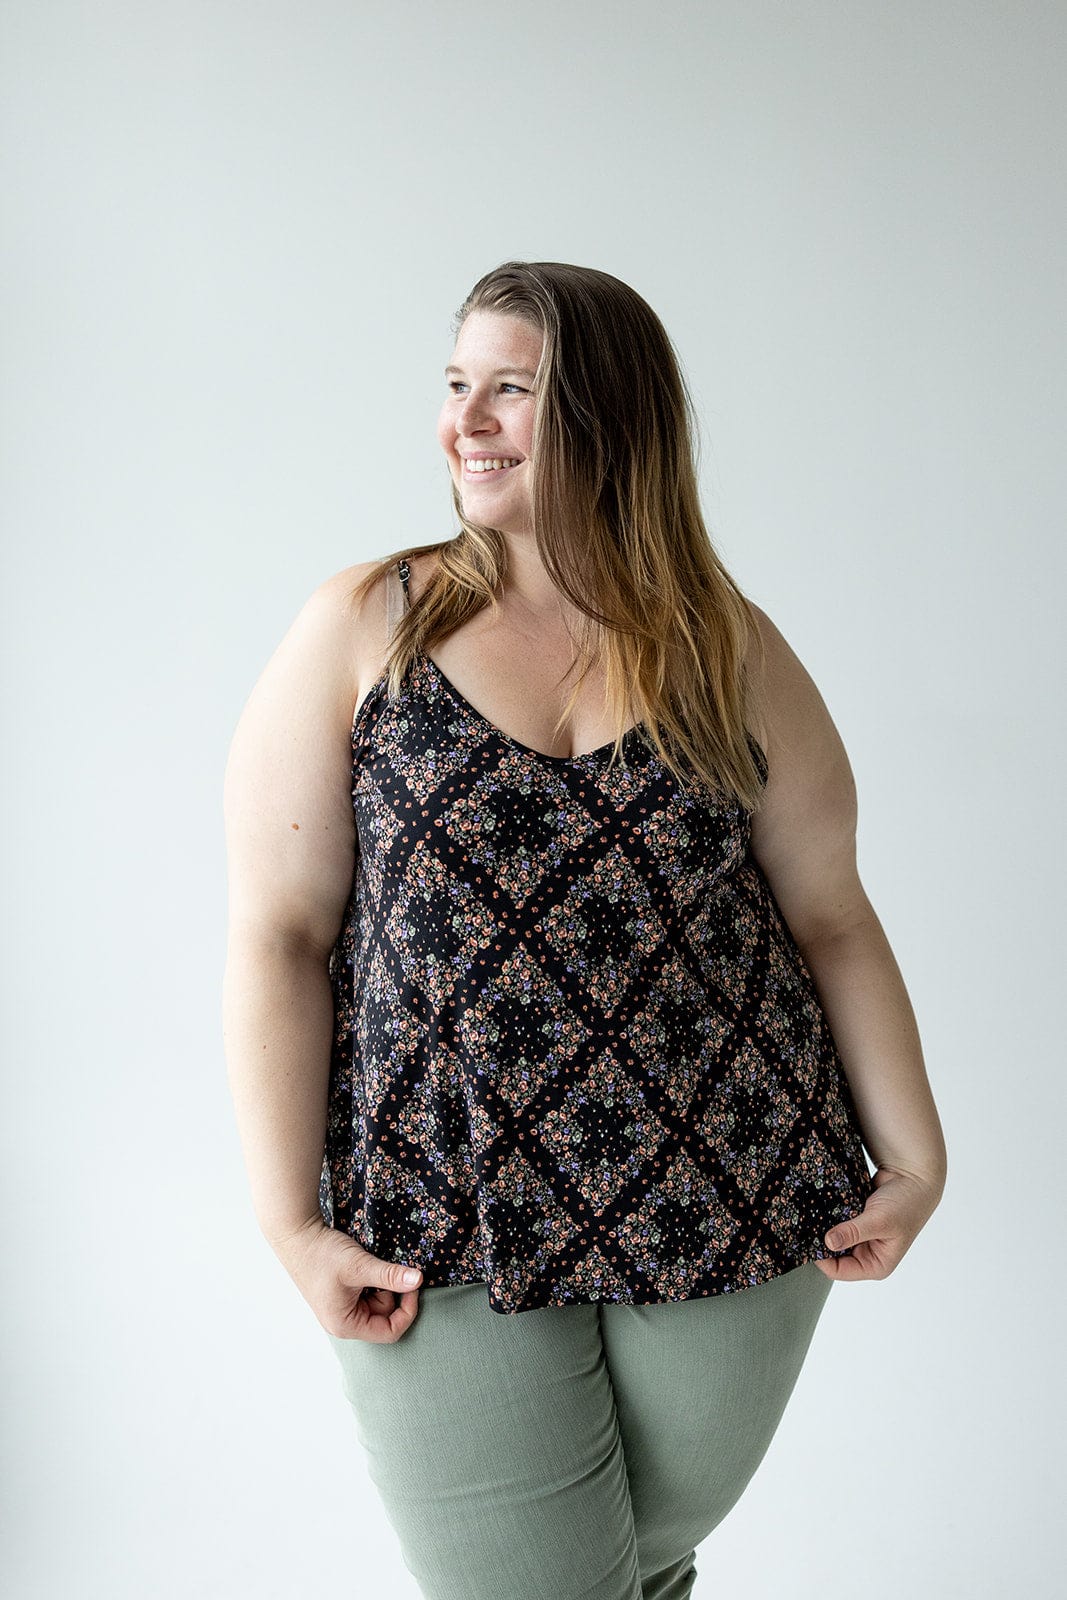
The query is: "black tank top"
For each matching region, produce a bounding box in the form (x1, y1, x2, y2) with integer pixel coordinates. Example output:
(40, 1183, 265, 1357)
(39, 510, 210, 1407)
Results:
(320, 558, 872, 1314)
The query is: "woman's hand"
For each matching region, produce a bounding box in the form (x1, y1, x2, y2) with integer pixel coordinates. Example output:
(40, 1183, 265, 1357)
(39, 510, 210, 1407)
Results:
(271, 1218, 424, 1342)
(817, 1163, 945, 1282)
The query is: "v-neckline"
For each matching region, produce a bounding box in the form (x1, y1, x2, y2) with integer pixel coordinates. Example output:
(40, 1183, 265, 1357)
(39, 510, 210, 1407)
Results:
(421, 651, 640, 766)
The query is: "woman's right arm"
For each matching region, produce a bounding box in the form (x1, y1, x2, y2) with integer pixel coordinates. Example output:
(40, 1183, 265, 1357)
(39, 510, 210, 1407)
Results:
(222, 565, 423, 1342)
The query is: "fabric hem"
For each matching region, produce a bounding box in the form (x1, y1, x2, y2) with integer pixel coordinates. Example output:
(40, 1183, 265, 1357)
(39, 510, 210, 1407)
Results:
(408, 1239, 855, 1317)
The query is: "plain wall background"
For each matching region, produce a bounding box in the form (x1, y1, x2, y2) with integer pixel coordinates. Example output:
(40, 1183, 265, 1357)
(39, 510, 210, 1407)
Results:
(3, 2, 1065, 1595)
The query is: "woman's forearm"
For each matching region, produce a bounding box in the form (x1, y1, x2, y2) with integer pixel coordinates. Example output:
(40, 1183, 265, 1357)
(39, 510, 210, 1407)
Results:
(222, 932, 334, 1249)
(795, 908, 947, 1192)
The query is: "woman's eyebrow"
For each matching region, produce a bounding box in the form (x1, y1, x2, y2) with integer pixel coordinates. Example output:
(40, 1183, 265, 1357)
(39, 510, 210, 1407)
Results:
(444, 365, 537, 380)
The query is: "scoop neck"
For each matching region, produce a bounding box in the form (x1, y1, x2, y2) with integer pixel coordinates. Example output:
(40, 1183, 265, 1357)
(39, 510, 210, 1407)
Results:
(351, 651, 766, 790)
(420, 652, 640, 765)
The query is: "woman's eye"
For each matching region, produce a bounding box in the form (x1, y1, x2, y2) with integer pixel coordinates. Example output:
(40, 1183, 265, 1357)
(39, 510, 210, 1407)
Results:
(447, 382, 526, 395)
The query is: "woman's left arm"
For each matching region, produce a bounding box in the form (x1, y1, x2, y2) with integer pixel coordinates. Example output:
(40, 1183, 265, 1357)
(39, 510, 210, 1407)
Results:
(746, 605, 948, 1282)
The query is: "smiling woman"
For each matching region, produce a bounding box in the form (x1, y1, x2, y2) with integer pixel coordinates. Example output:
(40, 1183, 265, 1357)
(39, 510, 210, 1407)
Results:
(438, 317, 541, 527)
(223, 259, 947, 1600)
(365, 264, 772, 807)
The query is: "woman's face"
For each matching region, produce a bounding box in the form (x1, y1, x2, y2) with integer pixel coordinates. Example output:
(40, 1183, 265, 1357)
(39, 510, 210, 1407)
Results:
(437, 309, 543, 536)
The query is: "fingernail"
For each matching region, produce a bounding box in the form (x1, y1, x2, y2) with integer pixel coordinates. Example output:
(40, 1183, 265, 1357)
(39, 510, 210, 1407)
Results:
(403, 1268, 421, 1285)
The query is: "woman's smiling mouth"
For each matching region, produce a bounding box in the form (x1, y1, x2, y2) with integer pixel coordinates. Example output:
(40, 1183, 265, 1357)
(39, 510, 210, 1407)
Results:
(461, 454, 524, 478)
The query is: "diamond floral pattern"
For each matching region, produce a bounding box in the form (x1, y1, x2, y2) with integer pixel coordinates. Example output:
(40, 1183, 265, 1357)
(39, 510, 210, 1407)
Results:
(321, 597, 873, 1315)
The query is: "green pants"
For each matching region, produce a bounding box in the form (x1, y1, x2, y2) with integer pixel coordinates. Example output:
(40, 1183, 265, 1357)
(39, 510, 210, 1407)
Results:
(326, 1262, 833, 1600)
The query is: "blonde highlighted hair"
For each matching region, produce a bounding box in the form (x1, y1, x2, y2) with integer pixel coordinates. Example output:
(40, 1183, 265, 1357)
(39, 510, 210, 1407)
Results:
(348, 259, 768, 811)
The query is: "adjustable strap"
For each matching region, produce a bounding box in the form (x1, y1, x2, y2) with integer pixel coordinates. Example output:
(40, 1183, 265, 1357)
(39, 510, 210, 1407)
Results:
(383, 557, 411, 645)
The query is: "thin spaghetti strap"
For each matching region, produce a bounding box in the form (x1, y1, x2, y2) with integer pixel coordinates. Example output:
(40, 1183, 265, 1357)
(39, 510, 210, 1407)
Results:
(383, 557, 409, 645)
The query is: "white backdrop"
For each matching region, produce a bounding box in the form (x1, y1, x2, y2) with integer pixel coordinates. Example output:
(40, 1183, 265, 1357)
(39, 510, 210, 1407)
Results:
(3, 3, 1064, 1596)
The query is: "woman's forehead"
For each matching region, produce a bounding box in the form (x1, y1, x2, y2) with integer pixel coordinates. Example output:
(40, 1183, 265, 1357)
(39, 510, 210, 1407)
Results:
(453, 308, 543, 364)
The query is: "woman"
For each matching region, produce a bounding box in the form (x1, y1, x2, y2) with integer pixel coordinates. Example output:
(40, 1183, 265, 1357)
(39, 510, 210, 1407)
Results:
(223, 260, 947, 1600)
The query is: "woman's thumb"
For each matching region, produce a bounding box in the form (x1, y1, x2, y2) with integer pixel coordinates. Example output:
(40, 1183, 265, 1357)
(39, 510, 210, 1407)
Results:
(825, 1210, 879, 1251)
(349, 1249, 423, 1294)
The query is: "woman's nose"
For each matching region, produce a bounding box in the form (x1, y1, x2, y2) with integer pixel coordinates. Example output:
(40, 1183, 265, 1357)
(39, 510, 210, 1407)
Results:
(456, 389, 498, 432)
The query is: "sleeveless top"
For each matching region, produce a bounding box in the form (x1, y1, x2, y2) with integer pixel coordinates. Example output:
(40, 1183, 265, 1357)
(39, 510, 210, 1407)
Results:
(319, 557, 873, 1314)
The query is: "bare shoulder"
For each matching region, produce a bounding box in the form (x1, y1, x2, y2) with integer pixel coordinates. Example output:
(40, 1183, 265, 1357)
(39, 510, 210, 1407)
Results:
(297, 546, 441, 699)
(289, 558, 401, 701)
(307, 558, 388, 654)
(744, 601, 843, 768)
(744, 602, 869, 945)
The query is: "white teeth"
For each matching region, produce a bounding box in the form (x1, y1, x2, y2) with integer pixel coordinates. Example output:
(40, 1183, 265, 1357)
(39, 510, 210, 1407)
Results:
(465, 457, 520, 472)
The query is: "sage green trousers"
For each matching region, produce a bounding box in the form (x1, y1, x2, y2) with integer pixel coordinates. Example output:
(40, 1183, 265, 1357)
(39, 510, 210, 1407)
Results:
(326, 1262, 833, 1600)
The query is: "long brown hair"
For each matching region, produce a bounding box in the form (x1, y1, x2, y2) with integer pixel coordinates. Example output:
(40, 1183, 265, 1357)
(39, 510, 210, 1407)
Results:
(348, 260, 768, 810)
